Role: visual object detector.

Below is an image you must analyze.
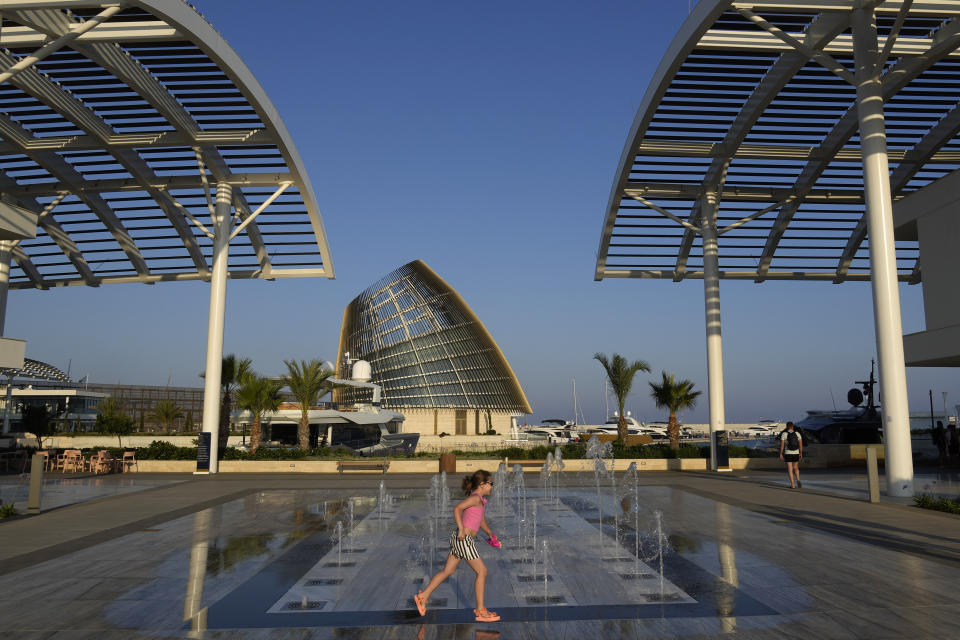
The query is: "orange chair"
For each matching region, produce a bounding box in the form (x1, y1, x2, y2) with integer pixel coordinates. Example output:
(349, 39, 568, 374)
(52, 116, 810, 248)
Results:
(90, 450, 118, 474)
(62, 449, 84, 473)
(120, 450, 137, 473)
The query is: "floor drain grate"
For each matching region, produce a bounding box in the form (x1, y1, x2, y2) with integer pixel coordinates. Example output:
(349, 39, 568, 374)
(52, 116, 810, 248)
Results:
(305, 579, 343, 586)
(343, 548, 367, 553)
(285, 600, 327, 610)
(602, 557, 634, 562)
(517, 574, 553, 582)
(645, 593, 683, 602)
(407, 597, 446, 607)
(323, 562, 356, 568)
(618, 573, 655, 580)
(525, 595, 566, 604)
(510, 558, 537, 564)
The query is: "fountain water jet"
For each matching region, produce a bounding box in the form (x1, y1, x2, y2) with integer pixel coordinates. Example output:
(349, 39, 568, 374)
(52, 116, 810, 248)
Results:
(553, 446, 565, 509)
(347, 501, 355, 551)
(333, 520, 344, 570)
(540, 453, 553, 507)
(493, 462, 508, 514)
(512, 464, 526, 552)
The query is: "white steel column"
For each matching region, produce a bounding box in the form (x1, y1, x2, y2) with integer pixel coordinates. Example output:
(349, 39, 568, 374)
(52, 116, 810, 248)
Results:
(852, 8, 914, 497)
(0, 240, 11, 336)
(701, 192, 726, 471)
(199, 183, 233, 474)
(0, 240, 12, 436)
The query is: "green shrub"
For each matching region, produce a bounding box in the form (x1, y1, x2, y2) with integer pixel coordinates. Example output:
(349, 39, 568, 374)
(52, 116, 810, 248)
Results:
(914, 494, 960, 514)
(138, 440, 196, 460)
(0, 503, 18, 519)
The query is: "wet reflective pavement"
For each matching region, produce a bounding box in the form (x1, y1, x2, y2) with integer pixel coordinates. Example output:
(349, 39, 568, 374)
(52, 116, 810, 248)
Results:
(744, 468, 960, 503)
(0, 471, 959, 639)
(0, 473, 182, 512)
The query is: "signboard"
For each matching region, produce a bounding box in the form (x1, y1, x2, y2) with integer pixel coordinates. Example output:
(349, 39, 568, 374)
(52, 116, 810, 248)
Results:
(714, 430, 729, 469)
(196, 432, 211, 472)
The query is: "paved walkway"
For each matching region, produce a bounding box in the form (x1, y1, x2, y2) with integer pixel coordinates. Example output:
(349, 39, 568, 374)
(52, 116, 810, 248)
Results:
(0, 469, 958, 638)
(2, 469, 958, 574)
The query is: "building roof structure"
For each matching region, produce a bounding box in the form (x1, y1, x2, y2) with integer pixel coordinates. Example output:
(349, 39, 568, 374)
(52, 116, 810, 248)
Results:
(336, 260, 532, 413)
(0, 0, 333, 289)
(595, 0, 960, 284)
(0, 356, 69, 381)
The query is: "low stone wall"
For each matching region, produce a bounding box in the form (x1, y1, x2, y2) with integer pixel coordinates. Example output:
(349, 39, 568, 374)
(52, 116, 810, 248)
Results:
(805, 444, 883, 467)
(22, 434, 249, 449)
(132, 457, 792, 473)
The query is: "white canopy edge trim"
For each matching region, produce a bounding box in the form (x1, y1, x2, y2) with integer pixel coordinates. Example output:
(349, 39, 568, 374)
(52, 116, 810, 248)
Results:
(599, 268, 913, 282)
(9, 266, 329, 290)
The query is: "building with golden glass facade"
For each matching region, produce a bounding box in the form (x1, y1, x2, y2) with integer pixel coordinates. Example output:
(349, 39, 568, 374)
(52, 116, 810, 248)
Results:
(335, 260, 531, 436)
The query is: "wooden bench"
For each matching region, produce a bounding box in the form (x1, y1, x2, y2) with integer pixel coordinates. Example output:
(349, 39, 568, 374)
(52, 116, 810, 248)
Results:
(337, 459, 390, 474)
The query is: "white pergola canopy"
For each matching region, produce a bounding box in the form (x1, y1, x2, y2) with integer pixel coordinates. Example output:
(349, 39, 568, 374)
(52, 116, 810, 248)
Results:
(0, 0, 337, 472)
(0, 0, 333, 289)
(593, 0, 960, 496)
(596, 0, 960, 284)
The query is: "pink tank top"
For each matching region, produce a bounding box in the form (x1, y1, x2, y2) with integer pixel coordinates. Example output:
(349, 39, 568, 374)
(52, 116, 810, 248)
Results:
(462, 491, 486, 531)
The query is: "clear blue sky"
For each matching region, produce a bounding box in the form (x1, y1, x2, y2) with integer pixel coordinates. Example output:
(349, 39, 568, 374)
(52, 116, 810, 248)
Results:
(9, 1, 960, 425)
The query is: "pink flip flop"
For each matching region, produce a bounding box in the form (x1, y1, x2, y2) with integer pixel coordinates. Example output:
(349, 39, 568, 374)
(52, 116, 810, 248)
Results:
(414, 591, 427, 616)
(474, 608, 500, 622)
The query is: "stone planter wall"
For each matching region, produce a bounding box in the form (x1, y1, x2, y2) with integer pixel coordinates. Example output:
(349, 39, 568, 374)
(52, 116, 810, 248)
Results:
(132, 457, 793, 473)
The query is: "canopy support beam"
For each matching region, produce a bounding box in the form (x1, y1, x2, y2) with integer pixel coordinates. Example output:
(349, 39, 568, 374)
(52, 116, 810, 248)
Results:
(0, 4, 123, 85)
(852, 6, 913, 497)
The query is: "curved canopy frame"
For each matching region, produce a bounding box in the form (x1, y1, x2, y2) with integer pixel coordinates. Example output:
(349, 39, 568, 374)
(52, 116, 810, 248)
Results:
(596, 0, 960, 284)
(0, 0, 333, 289)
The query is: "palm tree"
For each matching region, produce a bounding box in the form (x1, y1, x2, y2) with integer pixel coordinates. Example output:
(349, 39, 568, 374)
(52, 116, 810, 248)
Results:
(593, 352, 651, 442)
(282, 359, 340, 449)
(149, 399, 182, 432)
(209, 354, 252, 459)
(236, 374, 284, 454)
(649, 371, 702, 450)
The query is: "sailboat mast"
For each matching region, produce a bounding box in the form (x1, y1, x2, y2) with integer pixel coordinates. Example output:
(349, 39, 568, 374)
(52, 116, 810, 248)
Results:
(604, 379, 609, 421)
(572, 378, 577, 425)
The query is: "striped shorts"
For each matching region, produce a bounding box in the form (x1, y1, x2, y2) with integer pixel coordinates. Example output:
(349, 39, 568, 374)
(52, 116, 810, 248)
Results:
(449, 531, 480, 560)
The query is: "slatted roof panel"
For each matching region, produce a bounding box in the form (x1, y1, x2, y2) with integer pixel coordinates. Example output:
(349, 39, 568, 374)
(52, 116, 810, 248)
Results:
(596, 0, 960, 284)
(0, 0, 333, 289)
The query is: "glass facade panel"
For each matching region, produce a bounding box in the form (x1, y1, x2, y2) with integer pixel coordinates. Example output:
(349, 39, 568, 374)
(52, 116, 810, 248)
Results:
(335, 260, 531, 412)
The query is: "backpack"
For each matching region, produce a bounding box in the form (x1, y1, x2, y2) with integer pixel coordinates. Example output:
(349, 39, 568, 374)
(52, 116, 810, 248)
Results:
(785, 430, 800, 450)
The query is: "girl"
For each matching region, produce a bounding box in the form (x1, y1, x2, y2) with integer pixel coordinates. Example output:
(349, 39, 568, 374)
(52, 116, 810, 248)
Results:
(414, 469, 500, 622)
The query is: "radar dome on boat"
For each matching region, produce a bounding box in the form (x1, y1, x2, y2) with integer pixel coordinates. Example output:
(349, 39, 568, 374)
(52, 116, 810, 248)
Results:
(351, 360, 372, 382)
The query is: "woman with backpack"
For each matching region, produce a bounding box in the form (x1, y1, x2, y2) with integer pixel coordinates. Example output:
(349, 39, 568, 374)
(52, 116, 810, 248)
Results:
(779, 421, 803, 488)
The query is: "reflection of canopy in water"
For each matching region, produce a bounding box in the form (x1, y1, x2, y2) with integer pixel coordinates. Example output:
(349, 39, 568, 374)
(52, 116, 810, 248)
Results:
(593, 1, 960, 496)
